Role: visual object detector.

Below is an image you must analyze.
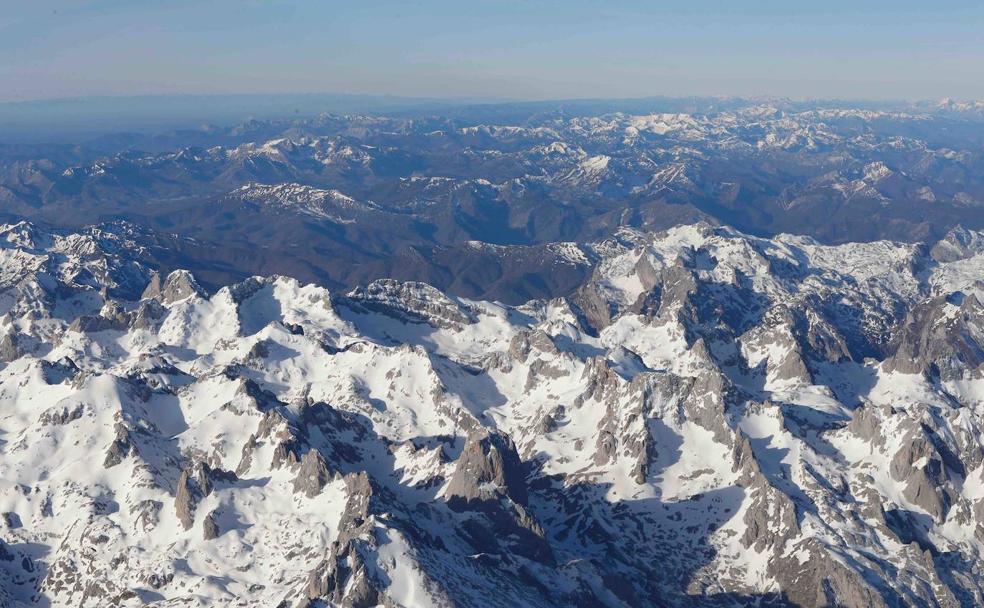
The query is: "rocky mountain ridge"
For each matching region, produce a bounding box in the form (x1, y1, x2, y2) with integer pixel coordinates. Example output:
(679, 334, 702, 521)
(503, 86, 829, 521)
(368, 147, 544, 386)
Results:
(3, 221, 984, 606)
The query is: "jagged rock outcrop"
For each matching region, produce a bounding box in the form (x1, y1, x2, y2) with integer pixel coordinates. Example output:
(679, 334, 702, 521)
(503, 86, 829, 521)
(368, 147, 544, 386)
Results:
(889, 424, 958, 523)
(173, 462, 233, 531)
(346, 279, 474, 329)
(885, 293, 984, 380)
(930, 226, 984, 263)
(102, 423, 136, 468)
(0, 331, 21, 362)
(303, 473, 395, 608)
(445, 430, 528, 508)
(444, 430, 552, 564)
(142, 269, 206, 304)
(292, 449, 333, 497)
(202, 510, 220, 540)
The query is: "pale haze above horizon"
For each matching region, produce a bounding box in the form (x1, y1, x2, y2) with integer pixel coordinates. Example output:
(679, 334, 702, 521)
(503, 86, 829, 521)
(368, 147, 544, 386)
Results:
(2, 0, 984, 103)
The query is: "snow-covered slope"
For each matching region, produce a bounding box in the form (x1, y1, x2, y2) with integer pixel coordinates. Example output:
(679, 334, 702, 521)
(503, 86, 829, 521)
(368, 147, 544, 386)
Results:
(3, 222, 984, 606)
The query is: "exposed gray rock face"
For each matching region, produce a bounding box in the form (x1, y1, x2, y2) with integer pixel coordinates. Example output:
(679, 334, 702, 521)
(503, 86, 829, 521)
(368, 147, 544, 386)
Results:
(202, 510, 220, 540)
(142, 269, 206, 304)
(885, 293, 984, 379)
(226, 275, 270, 305)
(846, 404, 883, 443)
(890, 425, 957, 523)
(38, 402, 84, 426)
(133, 500, 162, 533)
(102, 423, 136, 468)
(443, 430, 552, 564)
(174, 469, 198, 531)
(68, 314, 127, 334)
(345, 279, 474, 329)
(930, 226, 984, 263)
(773, 540, 892, 608)
(129, 299, 167, 330)
(292, 449, 333, 497)
(140, 271, 164, 301)
(0, 331, 21, 362)
(173, 462, 231, 531)
(445, 430, 528, 507)
(570, 280, 619, 333)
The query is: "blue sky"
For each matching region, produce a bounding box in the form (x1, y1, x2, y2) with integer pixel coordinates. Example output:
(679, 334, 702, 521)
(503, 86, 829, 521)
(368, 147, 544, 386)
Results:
(2, 0, 983, 102)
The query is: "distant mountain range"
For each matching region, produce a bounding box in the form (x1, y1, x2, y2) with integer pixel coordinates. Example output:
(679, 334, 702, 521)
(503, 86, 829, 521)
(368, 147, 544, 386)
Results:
(2, 98, 984, 302)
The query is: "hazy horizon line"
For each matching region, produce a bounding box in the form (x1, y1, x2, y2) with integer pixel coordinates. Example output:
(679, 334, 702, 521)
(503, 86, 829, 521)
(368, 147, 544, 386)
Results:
(1, 90, 978, 108)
